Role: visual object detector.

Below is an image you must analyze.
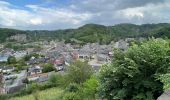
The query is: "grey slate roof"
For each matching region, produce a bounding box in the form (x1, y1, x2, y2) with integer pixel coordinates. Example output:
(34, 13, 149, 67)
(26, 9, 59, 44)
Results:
(0, 66, 14, 70)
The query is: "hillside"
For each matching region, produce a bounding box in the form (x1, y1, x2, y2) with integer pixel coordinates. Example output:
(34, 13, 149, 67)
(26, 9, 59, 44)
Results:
(1, 23, 170, 44)
(10, 88, 64, 100)
(0, 28, 26, 42)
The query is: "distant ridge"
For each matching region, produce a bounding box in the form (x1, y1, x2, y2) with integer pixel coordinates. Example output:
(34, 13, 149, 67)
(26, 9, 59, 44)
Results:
(0, 23, 170, 43)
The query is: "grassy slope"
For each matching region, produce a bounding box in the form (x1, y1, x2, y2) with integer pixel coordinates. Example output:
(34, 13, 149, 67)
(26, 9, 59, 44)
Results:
(10, 88, 64, 100)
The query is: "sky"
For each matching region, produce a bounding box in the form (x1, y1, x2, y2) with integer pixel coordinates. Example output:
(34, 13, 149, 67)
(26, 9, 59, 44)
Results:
(0, 0, 170, 30)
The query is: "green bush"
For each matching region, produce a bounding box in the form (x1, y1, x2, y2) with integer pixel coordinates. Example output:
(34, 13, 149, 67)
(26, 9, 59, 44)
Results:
(7, 56, 17, 64)
(42, 63, 55, 73)
(65, 83, 80, 93)
(48, 73, 66, 87)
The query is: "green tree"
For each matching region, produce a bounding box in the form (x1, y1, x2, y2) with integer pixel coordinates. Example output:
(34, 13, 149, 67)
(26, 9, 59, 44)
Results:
(24, 55, 32, 61)
(7, 56, 17, 64)
(82, 76, 99, 99)
(66, 60, 93, 84)
(99, 39, 170, 100)
(42, 63, 54, 73)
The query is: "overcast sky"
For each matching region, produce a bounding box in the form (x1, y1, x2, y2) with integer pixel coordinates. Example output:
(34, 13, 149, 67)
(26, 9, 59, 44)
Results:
(0, 0, 170, 30)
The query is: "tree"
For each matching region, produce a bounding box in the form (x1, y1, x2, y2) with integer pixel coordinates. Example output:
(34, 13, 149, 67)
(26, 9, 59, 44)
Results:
(66, 60, 93, 84)
(99, 39, 170, 100)
(82, 76, 99, 99)
(42, 63, 54, 73)
(7, 56, 17, 64)
(24, 55, 32, 61)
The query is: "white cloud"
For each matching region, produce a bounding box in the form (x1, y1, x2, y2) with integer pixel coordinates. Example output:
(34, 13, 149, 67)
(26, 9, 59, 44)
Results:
(0, 0, 170, 30)
(30, 18, 42, 25)
(0, 2, 93, 30)
(121, 9, 144, 19)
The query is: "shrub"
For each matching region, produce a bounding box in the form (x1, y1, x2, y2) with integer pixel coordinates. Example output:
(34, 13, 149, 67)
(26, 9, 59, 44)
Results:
(65, 83, 80, 93)
(7, 56, 17, 64)
(48, 73, 66, 87)
(42, 63, 55, 73)
(66, 60, 93, 84)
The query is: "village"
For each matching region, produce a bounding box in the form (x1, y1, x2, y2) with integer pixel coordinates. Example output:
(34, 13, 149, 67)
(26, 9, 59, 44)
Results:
(0, 35, 146, 95)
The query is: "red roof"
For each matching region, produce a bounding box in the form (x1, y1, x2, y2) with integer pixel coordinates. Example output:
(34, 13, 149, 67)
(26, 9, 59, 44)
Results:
(54, 60, 63, 65)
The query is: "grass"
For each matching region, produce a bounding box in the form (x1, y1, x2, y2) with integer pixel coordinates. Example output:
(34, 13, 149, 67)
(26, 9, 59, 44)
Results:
(10, 88, 64, 100)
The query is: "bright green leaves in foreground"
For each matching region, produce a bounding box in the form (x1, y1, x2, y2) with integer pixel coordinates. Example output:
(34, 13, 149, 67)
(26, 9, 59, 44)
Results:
(99, 39, 170, 100)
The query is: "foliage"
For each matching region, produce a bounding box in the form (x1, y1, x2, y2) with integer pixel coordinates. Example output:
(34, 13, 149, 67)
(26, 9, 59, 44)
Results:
(0, 28, 26, 42)
(7, 56, 17, 64)
(99, 39, 170, 100)
(23, 55, 32, 61)
(66, 60, 93, 84)
(10, 88, 64, 100)
(1, 23, 170, 44)
(48, 73, 65, 87)
(42, 63, 55, 73)
(4, 43, 26, 50)
(159, 73, 170, 90)
(65, 83, 80, 93)
(82, 76, 99, 99)
(63, 92, 81, 100)
(32, 91, 40, 100)
(23, 53, 42, 62)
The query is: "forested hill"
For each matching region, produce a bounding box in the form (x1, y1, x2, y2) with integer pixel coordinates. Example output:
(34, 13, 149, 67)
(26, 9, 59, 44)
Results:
(1, 23, 170, 44)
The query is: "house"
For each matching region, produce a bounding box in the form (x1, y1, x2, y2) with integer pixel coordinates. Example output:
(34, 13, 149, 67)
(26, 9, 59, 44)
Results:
(114, 39, 129, 50)
(78, 51, 91, 61)
(27, 66, 42, 76)
(13, 51, 27, 59)
(71, 52, 79, 60)
(53, 59, 64, 71)
(108, 52, 114, 57)
(125, 38, 135, 42)
(27, 72, 53, 83)
(0, 55, 8, 62)
(96, 54, 110, 62)
(26, 57, 50, 65)
(25, 48, 34, 54)
(0, 66, 15, 73)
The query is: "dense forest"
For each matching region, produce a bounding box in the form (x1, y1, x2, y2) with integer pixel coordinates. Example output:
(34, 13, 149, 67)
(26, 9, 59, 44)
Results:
(1, 23, 170, 44)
